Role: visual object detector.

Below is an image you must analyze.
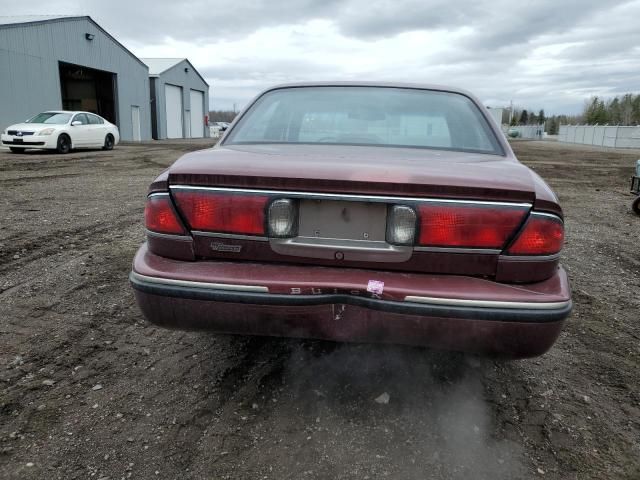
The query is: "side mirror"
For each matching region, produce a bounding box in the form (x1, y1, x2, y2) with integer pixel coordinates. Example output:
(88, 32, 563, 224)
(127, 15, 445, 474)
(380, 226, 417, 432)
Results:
(71, 121, 82, 126)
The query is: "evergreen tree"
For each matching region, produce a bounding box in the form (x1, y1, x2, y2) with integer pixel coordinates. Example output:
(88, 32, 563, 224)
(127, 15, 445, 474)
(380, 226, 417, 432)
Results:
(593, 99, 608, 124)
(538, 109, 545, 125)
(519, 109, 529, 125)
(607, 98, 621, 124)
(584, 97, 599, 124)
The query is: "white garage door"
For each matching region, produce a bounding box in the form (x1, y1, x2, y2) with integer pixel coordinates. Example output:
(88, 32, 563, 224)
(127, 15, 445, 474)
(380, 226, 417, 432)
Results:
(189, 90, 204, 138)
(165, 84, 183, 139)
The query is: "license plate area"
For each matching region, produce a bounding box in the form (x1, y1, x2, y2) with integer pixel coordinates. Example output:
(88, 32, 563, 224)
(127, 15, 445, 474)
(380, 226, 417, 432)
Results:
(13, 138, 24, 143)
(298, 199, 387, 241)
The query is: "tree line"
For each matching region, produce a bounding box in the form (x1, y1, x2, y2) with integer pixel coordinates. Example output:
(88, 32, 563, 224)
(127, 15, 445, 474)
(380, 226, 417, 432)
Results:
(506, 108, 577, 135)
(582, 94, 640, 125)
(512, 93, 640, 135)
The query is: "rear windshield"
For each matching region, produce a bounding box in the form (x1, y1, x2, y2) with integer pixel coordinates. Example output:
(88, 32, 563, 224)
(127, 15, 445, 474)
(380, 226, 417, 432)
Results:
(225, 87, 502, 154)
(27, 113, 72, 125)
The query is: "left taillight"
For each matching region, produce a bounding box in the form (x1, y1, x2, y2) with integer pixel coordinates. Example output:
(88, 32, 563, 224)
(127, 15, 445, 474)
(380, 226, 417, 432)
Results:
(173, 190, 269, 235)
(144, 194, 187, 235)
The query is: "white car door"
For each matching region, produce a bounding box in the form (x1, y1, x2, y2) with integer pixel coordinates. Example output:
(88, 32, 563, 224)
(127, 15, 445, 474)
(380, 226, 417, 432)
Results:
(70, 113, 92, 146)
(88, 114, 107, 145)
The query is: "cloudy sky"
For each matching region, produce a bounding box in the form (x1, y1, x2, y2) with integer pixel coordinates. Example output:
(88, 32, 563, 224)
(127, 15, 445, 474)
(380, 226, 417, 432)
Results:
(12, 0, 640, 114)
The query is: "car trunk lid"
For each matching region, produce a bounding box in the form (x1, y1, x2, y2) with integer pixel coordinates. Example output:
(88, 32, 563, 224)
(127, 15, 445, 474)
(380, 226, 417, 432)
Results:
(167, 144, 536, 203)
(167, 144, 537, 276)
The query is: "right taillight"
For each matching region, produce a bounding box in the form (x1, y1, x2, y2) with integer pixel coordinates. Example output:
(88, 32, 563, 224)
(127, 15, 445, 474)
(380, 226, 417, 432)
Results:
(507, 213, 564, 255)
(416, 203, 529, 249)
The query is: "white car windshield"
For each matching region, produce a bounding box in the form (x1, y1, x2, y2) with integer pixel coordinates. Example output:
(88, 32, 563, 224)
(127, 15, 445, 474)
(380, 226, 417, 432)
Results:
(27, 113, 72, 124)
(225, 86, 503, 154)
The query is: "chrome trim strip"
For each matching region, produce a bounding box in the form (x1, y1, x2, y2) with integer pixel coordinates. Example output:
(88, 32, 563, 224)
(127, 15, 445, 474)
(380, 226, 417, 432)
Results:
(414, 246, 501, 254)
(501, 253, 561, 262)
(130, 271, 268, 293)
(404, 295, 571, 310)
(170, 185, 532, 208)
(270, 237, 412, 262)
(191, 231, 269, 242)
(148, 192, 170, 198)
(146, 229, 192, 241)
(530, 211, 564, 222)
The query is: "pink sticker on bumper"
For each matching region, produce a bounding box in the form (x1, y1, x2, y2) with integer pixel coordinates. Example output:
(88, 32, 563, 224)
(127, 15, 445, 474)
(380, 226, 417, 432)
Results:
(367, 280, 385, 295)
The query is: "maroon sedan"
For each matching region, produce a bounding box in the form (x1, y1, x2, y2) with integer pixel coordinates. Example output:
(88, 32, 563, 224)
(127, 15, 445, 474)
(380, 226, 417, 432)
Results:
(131, 83, 571, 358)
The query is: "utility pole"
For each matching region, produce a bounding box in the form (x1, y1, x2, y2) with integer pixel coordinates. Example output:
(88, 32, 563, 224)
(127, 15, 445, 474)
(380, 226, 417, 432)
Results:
(508, 100, 514, 125)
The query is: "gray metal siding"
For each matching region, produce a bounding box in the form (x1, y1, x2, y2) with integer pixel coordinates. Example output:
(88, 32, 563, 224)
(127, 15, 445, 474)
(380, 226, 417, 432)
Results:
(0, 17, 151, 141)
(152, 60, 210, 139)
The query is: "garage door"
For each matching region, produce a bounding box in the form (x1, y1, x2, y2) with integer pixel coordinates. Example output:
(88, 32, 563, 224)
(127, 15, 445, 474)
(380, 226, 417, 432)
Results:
(189, 90, 204, 138)
(165, 84, 183, 138)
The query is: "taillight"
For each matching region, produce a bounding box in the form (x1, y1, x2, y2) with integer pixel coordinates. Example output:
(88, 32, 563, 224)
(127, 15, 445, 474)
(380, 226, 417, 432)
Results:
(507, 213, 564, 255)
(387, 205, 417, 245)
(417, 204, 528, 249)
(268, 199, 298, 238)
(173, 190, 268, 235)
(145, 194, 187, 235)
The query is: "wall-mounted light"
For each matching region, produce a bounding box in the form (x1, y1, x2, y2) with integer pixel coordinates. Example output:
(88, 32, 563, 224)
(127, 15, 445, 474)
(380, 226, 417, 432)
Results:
(85, 33, 95, 41)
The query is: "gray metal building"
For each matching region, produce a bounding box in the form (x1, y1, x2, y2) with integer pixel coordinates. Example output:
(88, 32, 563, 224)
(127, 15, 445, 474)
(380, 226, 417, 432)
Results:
(0, 15, 151, 141)
(142, 58, 210, 139)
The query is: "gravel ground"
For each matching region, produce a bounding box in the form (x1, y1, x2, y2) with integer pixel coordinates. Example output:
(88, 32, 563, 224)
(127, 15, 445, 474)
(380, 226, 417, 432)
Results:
(1, 139, 639, 479)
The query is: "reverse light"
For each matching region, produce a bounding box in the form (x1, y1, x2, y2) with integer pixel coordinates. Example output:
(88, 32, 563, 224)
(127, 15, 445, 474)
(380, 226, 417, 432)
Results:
(268, 199, 298, 238)
(417, 203, 528, 249)
(173, 190, 268, 235)
(507, 213, 564, 255)
(386, 205, 417, 245)
(144, 195, 186, 235)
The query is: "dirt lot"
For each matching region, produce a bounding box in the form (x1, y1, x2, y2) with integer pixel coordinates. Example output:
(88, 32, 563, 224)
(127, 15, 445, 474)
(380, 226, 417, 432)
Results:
(1, 139, 639, 480)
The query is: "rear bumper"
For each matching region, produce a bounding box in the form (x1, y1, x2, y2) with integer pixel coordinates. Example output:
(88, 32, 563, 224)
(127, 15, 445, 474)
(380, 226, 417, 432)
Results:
(130, 244, 572, 358)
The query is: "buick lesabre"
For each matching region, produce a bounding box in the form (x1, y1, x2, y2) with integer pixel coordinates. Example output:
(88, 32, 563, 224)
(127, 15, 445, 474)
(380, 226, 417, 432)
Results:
(130, 83, 572, 358)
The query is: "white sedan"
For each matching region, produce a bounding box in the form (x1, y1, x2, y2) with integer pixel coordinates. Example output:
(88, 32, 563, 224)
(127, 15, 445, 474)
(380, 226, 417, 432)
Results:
(1, 111, 120, 154)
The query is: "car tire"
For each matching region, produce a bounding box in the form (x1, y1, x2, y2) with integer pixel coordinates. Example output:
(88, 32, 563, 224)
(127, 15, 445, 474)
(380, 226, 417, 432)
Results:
(56, 134, 71, 154)
(102, 134, 115, 151)
(633, 196, 640, 216)
(9, 147, 25, 154)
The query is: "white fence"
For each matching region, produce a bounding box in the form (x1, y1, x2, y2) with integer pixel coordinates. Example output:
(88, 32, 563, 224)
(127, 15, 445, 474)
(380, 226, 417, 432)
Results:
(558, 125, 640, 148)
